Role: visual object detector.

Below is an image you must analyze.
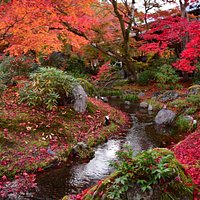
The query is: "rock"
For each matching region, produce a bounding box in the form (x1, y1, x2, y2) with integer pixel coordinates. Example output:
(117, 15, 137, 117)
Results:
(72, 85, 87, 113)
(125, 101, 131, 105)
(148, 104, 153, 111)
(152, 91, 162, 99)
(138, 92, 145, 98)
(155, 109, 176, 125)
(140, 101, 148, 108)
(71, 142, 94, 159)
(100, 96, 108, 102)
(158, 91, 179, 102)
(183, 115, 193, 123)
(188, 85, 200, 95)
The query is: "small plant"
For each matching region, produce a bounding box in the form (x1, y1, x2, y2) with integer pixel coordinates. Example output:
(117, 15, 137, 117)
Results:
(147, 98, 162, 110)
(108, 147, 193, 200)
(99, 89, 123, 97)
(186, 94, 200, 106)
(77, 78, 96, 96)
(86, 101, 97, 114)
(185, 107, 197, 115)
(20, 67, 77, 110)
(176, 115, 192, 133)
(0, 55, 38, 83)
(192, 62, 200, 84)
(0, 83, 6, 101)
(168, 99, 188, 111)
(155, 64, 180, 89)
(122, 94, 138, 102)
(137, 70, 151, 86)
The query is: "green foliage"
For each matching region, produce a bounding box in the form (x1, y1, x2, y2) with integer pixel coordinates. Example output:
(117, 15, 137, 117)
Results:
(122, 94, 138, 102)
(137, 70, 151, 86)
(42, 52, 88, 76)
(192, 62, 200, 84)
(0, 56, 38, 84)
(176, 115, 192, 133)
(0, 83, 6, 100)
(87, 101, 97, 114)
(186, 94, 200, 106)
(77, 78, 96, 96)
(185, 107, 197, 115)
(108, 147, 193, 200)
(168, 99, 188, 110)
(147, 98, 162, 110)
(99, 89, 123, 97)
(20, 67, 77, 110)
(155, 64, 180, 89)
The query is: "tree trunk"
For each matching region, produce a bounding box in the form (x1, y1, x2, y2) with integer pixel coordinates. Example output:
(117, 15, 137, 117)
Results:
(124, 60, 137, 82)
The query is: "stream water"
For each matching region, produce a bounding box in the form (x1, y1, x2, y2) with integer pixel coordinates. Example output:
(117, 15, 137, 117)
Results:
(28, 99, 182, 200)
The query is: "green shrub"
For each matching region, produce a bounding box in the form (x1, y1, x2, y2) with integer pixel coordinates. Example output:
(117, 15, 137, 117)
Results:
(176, 115, 192, 133)
(192, 62, 200, 84)
(77, 78, 96, 96)
(186, 94, 200, 106)
(168, 99, 188, 110)
(137, 70, 151, 86)
(122, 94, 138, 102)
(99, 89, 123, 97)
(155, 64, 180, 89)
(185, 107, 197, 115)
(0, 56, 38, 84)
(87, 101, 97, 114)
(108, 146, 193, 200)
(20, 67, 77, 110)
(0, 83, 7, 100)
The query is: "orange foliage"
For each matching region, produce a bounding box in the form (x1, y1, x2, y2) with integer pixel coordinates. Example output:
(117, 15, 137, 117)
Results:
(0, 0, 98, 56)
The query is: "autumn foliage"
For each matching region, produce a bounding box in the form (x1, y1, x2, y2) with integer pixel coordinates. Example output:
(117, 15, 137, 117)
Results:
(0, 0, 97, 55)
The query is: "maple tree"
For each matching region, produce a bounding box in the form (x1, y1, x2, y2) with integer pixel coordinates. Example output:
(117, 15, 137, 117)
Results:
(0, 0, 97, 56)
(0, 0, 199, 77)
(140, 17, 200, 73)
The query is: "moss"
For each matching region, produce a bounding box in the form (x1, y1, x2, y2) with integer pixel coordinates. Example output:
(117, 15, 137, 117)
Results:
(87, 101, 98, 114)
(147, 98, 162, 110)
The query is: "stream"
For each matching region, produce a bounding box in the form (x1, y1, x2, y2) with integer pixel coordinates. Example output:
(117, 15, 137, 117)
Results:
(28, 99, 182, 200)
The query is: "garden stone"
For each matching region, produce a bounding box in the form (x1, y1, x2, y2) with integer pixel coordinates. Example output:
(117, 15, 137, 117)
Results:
(188, 85, 200, 95)
(155, 109, 176, 125)
(158, 91, 179, 102)
(72, 85, 87, 113)
(100, 96, 108, 102)
(71, 142, 94, 159)
(183, 115, 193, 123)
(152, 91, 162, 99)
(140, 101, 148, 108)
(148, 104, 153, 111)
(125, 101, 131, 105)
(138, 92, 145, 98)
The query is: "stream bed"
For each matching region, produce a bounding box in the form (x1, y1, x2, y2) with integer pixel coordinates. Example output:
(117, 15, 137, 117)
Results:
(29, 99, 182, 200)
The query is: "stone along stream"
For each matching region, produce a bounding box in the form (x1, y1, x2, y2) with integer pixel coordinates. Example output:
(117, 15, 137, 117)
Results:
(30, 99, 180, 200)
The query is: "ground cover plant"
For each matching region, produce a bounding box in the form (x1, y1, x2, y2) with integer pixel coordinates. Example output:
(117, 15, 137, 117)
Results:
(64, 147, 193, 200)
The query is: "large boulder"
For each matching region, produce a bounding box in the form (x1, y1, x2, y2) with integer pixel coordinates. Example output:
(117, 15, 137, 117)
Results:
(155, 109, 176, 125)
(72, 85, 87, 113)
